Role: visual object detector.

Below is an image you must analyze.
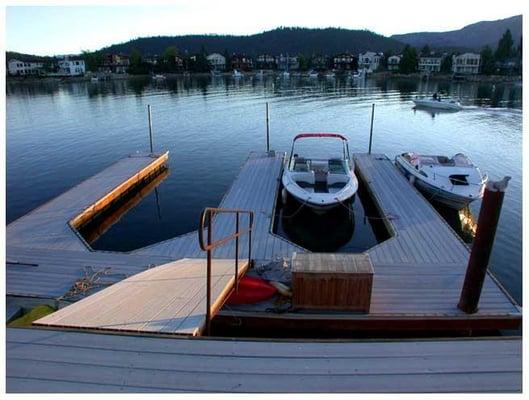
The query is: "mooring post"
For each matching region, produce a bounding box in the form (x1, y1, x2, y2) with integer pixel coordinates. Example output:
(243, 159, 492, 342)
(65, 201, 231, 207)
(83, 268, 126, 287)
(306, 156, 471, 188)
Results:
(368, 103, 375, 154)
(458, 177, 511, 314)
(266, 102, 270, 153)
(147, 104, 154, 154)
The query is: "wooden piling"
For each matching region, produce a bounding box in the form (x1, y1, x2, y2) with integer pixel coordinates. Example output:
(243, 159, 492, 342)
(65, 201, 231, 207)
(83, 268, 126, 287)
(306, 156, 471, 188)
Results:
(458, 177, 511, 314)
(368, 103, 375, 154)
(266, 102, 270, 152)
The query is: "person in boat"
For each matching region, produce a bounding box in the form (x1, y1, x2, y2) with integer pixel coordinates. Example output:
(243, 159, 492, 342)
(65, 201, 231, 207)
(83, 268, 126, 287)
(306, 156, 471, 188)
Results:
(432, 92, 438, 100)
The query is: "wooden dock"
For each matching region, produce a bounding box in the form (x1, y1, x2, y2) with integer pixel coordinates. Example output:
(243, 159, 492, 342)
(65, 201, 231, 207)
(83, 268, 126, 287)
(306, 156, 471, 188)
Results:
(6, 328, 522, 393)
(34, 258, 248, 336)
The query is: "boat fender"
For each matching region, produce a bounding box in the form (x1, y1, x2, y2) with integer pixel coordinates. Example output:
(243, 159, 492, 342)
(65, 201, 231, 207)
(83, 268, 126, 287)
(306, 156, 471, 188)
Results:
(281, 188, 288, 205)
(269, 281, 292, 298)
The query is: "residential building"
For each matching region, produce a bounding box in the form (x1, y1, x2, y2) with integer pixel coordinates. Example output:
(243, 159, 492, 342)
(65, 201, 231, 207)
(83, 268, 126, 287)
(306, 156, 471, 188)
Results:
(174, 55, 184, 70)
(255, 54, 276, 70)
(58, 56, 86, 76)
(100, 54, 130, 74)
(231, 54, 253, 71)
(8, 59, 44, 76)
(310, 55, 329, 71)
(418, 54, 443, 73)
(452, 53, 481, 75)
(276, 54, 299, 71)
(144, 55, 159, 65)
(358, 51, 383, 72)
(332, 53, 357, 71)
(206, 53, 226, 71)
(387, 55, 401, 71)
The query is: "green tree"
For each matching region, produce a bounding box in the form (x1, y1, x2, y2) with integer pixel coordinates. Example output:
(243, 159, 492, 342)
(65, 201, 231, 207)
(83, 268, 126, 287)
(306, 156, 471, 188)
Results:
(298, 54, 309, 71)
(420, 44, 431, 56)
(399, 45, 418, 74)
(440, 54, 452, 73)
(128, 48, 149, 75)
(480, 46, 495, 75)
(81, 50, 103, 72)
(495, 29, 514, 61)
(161, 46, 178, 72)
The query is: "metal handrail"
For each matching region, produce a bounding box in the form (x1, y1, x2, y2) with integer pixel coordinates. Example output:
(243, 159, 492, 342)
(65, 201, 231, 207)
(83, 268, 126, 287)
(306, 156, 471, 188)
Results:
(198, 207, 254, 335)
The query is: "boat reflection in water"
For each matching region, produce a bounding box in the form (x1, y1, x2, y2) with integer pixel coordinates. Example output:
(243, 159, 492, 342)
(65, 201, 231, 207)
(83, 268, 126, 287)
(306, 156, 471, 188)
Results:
(279, 197, 355, 252)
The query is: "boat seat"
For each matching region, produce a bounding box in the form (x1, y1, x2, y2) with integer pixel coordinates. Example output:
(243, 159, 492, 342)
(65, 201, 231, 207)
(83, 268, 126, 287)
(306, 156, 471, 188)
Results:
(329, 158, 347, 174)
(293, 158, 309, 172)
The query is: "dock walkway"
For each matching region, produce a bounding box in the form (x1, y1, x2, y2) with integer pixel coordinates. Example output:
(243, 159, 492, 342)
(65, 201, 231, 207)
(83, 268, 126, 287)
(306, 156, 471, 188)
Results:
(7, 328, 522, 392)
(34, 258, 248, 336)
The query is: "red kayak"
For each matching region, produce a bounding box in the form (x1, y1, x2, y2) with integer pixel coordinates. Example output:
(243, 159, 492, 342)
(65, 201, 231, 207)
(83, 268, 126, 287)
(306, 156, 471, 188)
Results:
(226, 276, 277, 305)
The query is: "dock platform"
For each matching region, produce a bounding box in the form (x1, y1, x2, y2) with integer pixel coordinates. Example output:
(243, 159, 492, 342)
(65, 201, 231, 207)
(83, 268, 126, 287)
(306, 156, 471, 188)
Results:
(6, 328, 522, 392)
(34, 258, 248, 336)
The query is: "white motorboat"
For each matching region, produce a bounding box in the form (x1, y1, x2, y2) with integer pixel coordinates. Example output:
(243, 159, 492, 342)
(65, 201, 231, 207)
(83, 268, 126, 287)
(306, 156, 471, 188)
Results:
(281, 133, 359, 213)
(152, 74, 166, 80)
(413, 95, 462, 110)
(395, 152, 488, 210)
(281, 71, 290, 79)
(307, 70, 319, 78)
(232, 69, 243, 78)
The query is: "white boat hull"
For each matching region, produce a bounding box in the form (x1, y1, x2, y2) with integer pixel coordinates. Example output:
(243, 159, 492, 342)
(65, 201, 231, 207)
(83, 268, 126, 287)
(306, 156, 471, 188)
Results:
(413, 98, 462, 111)
(395, 155, 484, 210)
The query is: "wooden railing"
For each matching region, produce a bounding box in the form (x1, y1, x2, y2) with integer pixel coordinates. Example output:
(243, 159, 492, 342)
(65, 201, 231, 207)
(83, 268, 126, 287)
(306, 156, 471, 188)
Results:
(198, 207, 254, 334)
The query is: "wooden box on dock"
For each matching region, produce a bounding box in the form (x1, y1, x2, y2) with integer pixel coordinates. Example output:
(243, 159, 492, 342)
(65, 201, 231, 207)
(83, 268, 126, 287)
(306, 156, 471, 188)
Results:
(291, 253, 374, 312)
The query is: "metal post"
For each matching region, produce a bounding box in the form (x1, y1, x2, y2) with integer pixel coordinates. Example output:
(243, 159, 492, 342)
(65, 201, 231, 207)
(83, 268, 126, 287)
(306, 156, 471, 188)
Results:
(206, 212, 212, 334)
(147, 105, 154, 154)
(368, 103, 375, 154)
(266, 102, 270, 153)
(248, 216, 252, 267)
(458, 177, 511, 314)
(235, 212, 239, 293)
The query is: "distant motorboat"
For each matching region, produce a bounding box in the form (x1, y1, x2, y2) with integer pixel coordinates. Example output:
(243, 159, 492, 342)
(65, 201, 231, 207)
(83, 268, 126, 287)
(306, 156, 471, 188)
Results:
(232, 69, 243, 78)
(152, 74, 166, 80)
(90, 76, 99, 83)
(325, 71, 336, 79)
(307, 70, 319, 78)
(413, 95, 462, 110)
(395, 152, 487, 210)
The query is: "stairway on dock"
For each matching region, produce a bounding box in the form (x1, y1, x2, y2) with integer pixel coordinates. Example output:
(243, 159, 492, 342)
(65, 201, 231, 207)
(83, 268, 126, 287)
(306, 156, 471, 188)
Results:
(34, 258, 249, 336)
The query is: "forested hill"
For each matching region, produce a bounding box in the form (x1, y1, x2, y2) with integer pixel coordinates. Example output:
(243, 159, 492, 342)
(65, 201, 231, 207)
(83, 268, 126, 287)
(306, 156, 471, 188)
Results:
(101, 27, 404, 56)
(391, 15, 522, 51)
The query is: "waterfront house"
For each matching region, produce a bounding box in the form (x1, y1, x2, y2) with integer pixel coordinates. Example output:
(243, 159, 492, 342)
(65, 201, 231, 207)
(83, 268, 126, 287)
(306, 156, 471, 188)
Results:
(358, 51, 383, 72)
(311, 54, 329, 71)
(332, 53, 358, 71)
(58, 56, 86, 76)
(7, 59, 44, 76)
(387, 55, 401, 71)
(100, 54, 130, 74)
(452, 53, 481, 75)
(231, 54, 253, 71)
(276, 54, 299, 71)
(255, 54, 276, 70)
(207, 53, 226, 71)
(144, 55, 159, 65)
(418, 54, 443, 73)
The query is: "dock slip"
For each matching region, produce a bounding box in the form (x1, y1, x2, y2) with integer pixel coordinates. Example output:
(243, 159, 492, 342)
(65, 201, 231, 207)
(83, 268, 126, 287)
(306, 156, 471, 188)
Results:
(7, 150, 521, 335)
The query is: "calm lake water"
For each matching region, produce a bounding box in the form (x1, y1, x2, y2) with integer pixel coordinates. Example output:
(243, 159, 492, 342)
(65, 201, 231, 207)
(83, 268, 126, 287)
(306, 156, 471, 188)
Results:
(6, 74, 522, 304)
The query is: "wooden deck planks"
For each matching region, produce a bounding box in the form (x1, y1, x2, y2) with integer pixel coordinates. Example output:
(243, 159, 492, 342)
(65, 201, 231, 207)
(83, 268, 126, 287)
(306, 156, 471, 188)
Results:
(34, 258, 249, 336)
(6, 329, 522, 393)
(7, 153, 169, 252)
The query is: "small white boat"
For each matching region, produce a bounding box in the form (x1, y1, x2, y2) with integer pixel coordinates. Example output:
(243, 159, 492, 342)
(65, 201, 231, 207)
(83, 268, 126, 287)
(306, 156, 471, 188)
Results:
(232, 69, 243, 78)
(152, 74, 166, 80)
(90, 76, 99, 83)
(395, 152, 487, 210)
(281, 133, 359, 213)
(325, 71, 336, 78)
(413, 95, 462, 110)
(307, 70, 319, 78)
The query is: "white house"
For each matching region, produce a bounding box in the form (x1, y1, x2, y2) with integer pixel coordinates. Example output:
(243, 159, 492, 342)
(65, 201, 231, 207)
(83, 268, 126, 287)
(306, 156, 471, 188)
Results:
(358, 51, 383, 72)
(418, 55, 443, 73)
(452, 53, 481, 75)
(8, 59, 44, 76)
(387, 55, 401, 71)
(58, 57, 86, 76)
(207, 53, 226, 71)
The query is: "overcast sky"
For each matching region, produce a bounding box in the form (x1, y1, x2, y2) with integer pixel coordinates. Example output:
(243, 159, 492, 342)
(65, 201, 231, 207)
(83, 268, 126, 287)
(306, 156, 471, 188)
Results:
(5, 0, 525, 56)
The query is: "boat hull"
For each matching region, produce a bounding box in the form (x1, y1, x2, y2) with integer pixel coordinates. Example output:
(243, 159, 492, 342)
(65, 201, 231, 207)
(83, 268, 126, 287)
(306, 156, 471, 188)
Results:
(395, 158, 477, 210)
(285, 188, 354, 214)
(413, 99, 462, 111)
